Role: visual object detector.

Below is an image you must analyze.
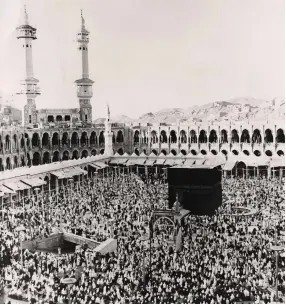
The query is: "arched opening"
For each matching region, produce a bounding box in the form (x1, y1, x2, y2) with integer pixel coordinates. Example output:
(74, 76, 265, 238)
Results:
(134, 130, 140, 144)
(32, 152, 41, 166)
(72, 150, 79, 160)
(220, 130, 228, 143)
(56, 115, 62, 122)
(231, 130, 239, 143)
(254, 150, 261, 157)
(161, 150, 167, 156)
(25, 133, 30, 147)
(64, 115, 71, 121)
(62, 132, 69, 146)
(276, 129, 285, 143)
(90, 132, 97, 145)
(232, 150, 239, 155)
(20, 136, 25, 148)
(151, 149, 158, 156)
(27, 153, 31, 167)
(143, 132, 147, 144)
(81, 150, 88, 158)
(180, 150, 187, 155)
(111, 132, 115, 144)
(243, 150, 250, 156)
(201, 150, 207, 155)
(20, 155, 25, 167)
(277, 150, 284, 157)
(6, 157, 11, 170)
(252, 129, 262, 144)
(160, 130, 167, 143)
(151, 131, 158, 143)
(134, 148, 140, 156)
(13, 134, 17, 149)
(32, 133, 40, 147)
(13, 156, 18, 168)
(221, 150, 228, 156)
(209, 130, 217, 143)
(43, 151, 50, 164)
(100, 149, 105, 155)
(99, 131, 105, 145)
(91, 149, 97, 156)
(5, 135, 10, 150)
(47, 115, 54, 122)
(0, 158, 3, 171)
(52, 151, 60, 162)
(62, 150, 70, 161)
(236, 161, 246, 177)
(264, 129, 273, 143)
(117, 148, 124, 155)
(265, 150, 272, 157)
(116, 130, 124, 143)
(240, 129, 250, 143)
(52, 133, 59, 146)
(190, 130, 197, 143)
(170, 130, 177, 144)
(191, 149, 197, 155)
(198, 130, 207, 143)
(171, 149, 177, 156)
(211, 150, 217, 155)
(143, 149, 147, 154)
(71, 132, 79, 146)
(180, 130, 187, 144)
(42, 133, 49, 147)
(81, 132, 88, 146)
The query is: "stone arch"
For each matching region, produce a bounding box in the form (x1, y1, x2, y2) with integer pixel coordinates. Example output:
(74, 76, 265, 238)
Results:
(209, 130, 217, 143)
(134, 148, 140, 156)
(90, 131, 97, 145)
(151, 149, 158, 156)
(220, 129, 228, 143)
(221, 149, 228, 156)
(20, 136, 25, 148)
(112, 132, 115, 144)
(170, 130, 177, 144)
(20, 155, 25, 167)
(160, 130, 167, 143)
(62, 150, 70, 161)
(198, 130, 207, 143)
(13, 155, 18, 168)
(27, 153, 31, 166)
(264, 129, 273, 143)
(62, 132, 69, 146)
(99, 131, 105, 145)
(25, 133, 30, 147)
(265, 150, 272, 157)
(231, 129, 239, 143)
(13, 134, 17, 149)
(91, 149, 97, 156)
(180, 130, 187, 144)
(52, 132, 59, 146)
(43, 151, 50, 164)
(201, 149, 207, 155)
(0, 158, 3, 171)
(161, 149, 167, 155)
(171, 149, 177, 156)
(32, 152, 41, 166)
(134, 130, 140, 144)
(71, 132, 79, 146)
(116, 130, 124, 143)
(100, 149, 105, 155)
(32, 133, 40, 147)
(42, 132, 49, 147)
(276, 129, 285, 143)
(232, 150, 239, 155)
(277, 150, 284, 157)
(52, 151, 60, 162)
(211, 149, 217, 155)
(180, 149, 187, 155)
(252, 129, 262, 144)
(243, 150, 250, 156)
(152, 216, 175, 229)
(151, 130, 158, 143)
(191, 149, 197, 155)
(81, 150, 88, 158)
(72, 150, 79, 160)
(56, 115, 62, 122)
(240, 129, 250, 143)
(237, 161, 246, 177)
(254, 150, 261, 157)
(47, 115, 54, 123)
(117, 148, 124, 155)
(190, 130, 197, 143)
(6, 157, 11, 170)
(81, 132, 88, 146)
(5, 134, 10, 150)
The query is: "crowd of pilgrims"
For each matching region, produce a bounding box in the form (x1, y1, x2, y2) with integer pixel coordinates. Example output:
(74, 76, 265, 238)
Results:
(0, 169, 285, 304)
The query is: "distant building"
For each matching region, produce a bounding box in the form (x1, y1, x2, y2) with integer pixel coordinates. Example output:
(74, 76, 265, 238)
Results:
(0, 105, 22, 126)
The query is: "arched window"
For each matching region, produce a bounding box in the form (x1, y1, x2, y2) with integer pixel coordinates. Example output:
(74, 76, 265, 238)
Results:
(160, 130, 167, 143)
(276, 129, 285, 143)
(231, 130, 239, 143)
(252, 129, 262, 144)
(209, 130, 217, 143)
(90, 132, 97, 145)
(198, 130, 207, 143)
(116, 130, 124, 143)
(42, 133, 49, 147)
(151, 131, 158, 144)
(170, 130, 177, 144)
(180, 130, 187, 144)
(220, 130, 228, 143)
(190, 130, 197, 143)
(264, 129, 273, 143)
(52, 133, 59, 146)
(71, 132, 79, 146)
(32, 133, 40, 147)
(99, 131, 105, 145)
(134, 130, 140, 144)
(240, 129, 250, 143)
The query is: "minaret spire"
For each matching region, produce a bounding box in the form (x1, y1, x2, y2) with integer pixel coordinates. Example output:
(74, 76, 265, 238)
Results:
(104, 103, 113, 156)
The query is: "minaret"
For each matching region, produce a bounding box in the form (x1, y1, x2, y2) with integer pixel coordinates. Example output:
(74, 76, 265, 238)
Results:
(75, 10, 93, 123)
(104, 104, 113, 156)
(16, 5, 40, 126)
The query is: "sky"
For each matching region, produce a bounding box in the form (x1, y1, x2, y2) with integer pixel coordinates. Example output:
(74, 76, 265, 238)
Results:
(0, 0, 284, 119)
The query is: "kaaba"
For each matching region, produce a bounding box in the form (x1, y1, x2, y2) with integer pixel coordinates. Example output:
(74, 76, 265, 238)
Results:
(168, 165, 222, 215)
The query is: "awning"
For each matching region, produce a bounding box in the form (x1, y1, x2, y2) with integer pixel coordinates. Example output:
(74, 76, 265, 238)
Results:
(94, 161, 108, 169)
(134, 158, 147, 165)
(223, 160, 237, 171)
(174, 158, 185, 166)
(62, 168, 77, 178)
(51, 170, 67, 179)
(117, 158, 128, 165)
(164, 158, 177, 166)
(270, 158, 285, 168)
(0, 185, 17, 194)
(145, 159, 156, 166)
(88, 163, 98, 170)
(184, 159, 196, 166)
(4, 181, 31, 191)
(21, 177, 46, 187)
(109, 158, 126, 165)
(194, 159, 205, 165)
(155, 159, 166, 165)
(126, 159, 136, 166)
(75, 167, 88, 175)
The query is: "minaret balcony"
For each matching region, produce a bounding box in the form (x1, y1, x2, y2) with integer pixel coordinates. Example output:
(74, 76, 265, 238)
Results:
(77, 92, 92, 98)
